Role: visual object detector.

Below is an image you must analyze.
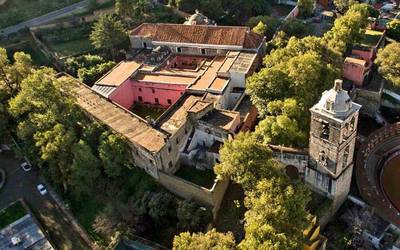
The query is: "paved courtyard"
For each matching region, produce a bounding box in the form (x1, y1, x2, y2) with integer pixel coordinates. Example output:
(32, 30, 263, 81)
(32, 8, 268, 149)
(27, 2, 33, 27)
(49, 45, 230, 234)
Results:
(0, 151, 90, 250)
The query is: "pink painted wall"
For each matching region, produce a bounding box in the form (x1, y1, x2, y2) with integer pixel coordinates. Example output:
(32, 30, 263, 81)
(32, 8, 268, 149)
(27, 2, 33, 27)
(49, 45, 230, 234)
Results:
(132, 81, 187, 107)
(109, 79, 187, 109)
(342, 62, 369, 86)
(351, 48, 375, 63)
(109, 80, 136, 109)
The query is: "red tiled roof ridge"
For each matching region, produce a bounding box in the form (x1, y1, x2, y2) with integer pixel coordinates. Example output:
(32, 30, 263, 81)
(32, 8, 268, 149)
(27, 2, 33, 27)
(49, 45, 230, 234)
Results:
(130, 23, 263, 49)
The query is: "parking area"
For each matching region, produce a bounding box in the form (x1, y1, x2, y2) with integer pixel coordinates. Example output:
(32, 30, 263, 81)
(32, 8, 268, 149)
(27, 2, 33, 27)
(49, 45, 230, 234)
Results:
(0, 151, 90, 250)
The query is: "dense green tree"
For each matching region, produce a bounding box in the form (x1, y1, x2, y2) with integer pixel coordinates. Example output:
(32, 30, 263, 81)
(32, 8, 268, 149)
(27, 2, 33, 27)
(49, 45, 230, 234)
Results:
(387, 20, 400, 41)
(247, 16, 281, 40)
(0, 48, 33, 97)
(98, 131, 132, 178)
(70, 140, 101, 197)
(116, 0, 135, 19)
(173, 229, 236, 250)
(240, 177, 312, 250)
(90, 15, 128, 58)
(177, 200, 208, 231)
(252, 21, 267, 36)
(77, 61, 116, 85)
(215, 132, 281, 190)
(376, 42, 400, 88)
(254, 99, 307, 147)
(281, 19, 313, 39)
(246, 67, 291, 117)
(8, 68, 81, 191)
(298, 0, 314, 17)
(333, 0, 357, 13)
(323, 4, 370, 54)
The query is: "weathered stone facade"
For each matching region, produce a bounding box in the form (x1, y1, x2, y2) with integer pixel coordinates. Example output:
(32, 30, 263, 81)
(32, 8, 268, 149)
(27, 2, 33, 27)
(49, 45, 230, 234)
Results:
(306, 79, 361, 211)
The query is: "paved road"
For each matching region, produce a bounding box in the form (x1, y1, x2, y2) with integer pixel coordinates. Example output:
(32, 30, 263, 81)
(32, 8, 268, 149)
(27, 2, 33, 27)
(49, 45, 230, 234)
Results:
(0, 152, 90, 250)
(0, 0, 90, 36)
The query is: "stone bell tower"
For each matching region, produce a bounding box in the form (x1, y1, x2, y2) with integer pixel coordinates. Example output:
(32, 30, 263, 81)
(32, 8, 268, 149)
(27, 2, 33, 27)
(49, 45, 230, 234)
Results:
(305, 79, 361, 211)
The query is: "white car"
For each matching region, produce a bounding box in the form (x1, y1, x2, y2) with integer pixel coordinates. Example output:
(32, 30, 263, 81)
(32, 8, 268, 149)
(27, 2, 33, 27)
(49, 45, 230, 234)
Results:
(20, 162, 32, 172)
(37, 184, 47, 195)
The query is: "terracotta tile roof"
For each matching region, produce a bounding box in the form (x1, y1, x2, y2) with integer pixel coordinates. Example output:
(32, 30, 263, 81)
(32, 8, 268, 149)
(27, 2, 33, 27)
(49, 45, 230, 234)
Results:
(344, 57, 368, 67)
(66, 76, 167, 153)
(131, 23, 264, 49)
(96, 61, 141, 87)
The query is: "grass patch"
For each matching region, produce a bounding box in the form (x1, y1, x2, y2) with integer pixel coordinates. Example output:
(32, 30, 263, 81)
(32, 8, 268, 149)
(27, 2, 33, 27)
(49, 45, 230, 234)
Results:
(50, 38, 93, 58)
(0, 201, 27, 228)
(0, 0, 82, 29)
(131, 103, 166, 120)
(175, 165, 216, 189)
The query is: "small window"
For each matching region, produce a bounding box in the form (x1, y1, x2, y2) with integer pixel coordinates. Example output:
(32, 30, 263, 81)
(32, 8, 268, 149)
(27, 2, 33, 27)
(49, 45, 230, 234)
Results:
(176, 138, 179, 144)
(152, 88, 155, 94)
(143, 42, 147, 49)
(167, 99, 172, 105)
(139, 87, 142, 92)
(185, 128, 188, 135)
(201, 48, 206, 55)
(138, 96, 143, 102)
(177, 47, 182, 53)
(168, 161, 172, 168)
(320, 121, 329, 140)
(168, 145, 171, 152)
(155, 98, 159, 104)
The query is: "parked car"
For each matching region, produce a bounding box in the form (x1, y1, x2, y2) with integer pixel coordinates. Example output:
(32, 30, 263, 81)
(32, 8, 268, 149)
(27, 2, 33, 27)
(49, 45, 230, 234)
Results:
(37, 184, 47, 195)
(20, 162, 32, 172)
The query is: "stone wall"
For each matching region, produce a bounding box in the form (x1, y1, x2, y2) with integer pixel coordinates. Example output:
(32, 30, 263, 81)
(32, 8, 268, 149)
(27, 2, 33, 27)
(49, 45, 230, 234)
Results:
(158, 171, 229, 217)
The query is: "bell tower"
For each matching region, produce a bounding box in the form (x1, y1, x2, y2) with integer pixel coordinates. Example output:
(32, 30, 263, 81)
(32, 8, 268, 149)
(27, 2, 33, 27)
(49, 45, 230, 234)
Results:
(305, 79, 361, 210)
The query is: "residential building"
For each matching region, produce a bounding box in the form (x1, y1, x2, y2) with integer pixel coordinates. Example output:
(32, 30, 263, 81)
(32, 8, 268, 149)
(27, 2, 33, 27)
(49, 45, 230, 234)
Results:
(0, 201, 54, 250)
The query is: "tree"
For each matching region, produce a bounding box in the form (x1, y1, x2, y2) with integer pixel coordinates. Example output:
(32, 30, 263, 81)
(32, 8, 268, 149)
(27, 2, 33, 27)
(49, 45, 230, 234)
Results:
(387, 20, 400, 41)
(254, 99, 307, 147)
(116, 0, 135, 19)
(90, 15, 128, 58)
(281, 19, 313, 39)
(98, 131, 132, 178)
(323, 4, 370, 54)
(173, 229, 236, 250)
(8, 68, 81, 191)
(0, 48, 33, 97)
(246, 67, 292, 117)
(240, 177, 312, 250)
(247, 16, 281, 40)
(177, 200, 209, 231)
(252, 21, 267, 36)
(215, 132, 282, 190)
(298, 0, 314, 17)
(333, 0, 357, 13)
(376, 42, 400, 88)
(70, 140, 101, 197)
